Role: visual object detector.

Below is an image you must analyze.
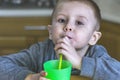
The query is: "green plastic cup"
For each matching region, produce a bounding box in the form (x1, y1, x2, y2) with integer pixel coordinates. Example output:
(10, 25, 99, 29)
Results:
(44, 60, 72, 80)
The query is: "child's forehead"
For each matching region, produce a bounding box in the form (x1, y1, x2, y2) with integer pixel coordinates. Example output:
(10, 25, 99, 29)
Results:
(55, 1, 94, 16)
(56, 1, 94, 12)
(53, 1, 96, 24)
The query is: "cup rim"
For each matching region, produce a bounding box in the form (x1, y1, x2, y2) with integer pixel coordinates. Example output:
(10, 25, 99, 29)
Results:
(44, 60, 72, 70)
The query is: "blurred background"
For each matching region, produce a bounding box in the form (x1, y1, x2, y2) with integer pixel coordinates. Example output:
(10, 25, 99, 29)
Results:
(0, 0, 120, 61)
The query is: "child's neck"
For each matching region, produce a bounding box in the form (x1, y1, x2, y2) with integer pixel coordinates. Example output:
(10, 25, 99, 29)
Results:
(77, 45, 89, 58)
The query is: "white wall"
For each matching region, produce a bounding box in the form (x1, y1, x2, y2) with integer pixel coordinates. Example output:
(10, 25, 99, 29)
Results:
(93, 0, 120, 24)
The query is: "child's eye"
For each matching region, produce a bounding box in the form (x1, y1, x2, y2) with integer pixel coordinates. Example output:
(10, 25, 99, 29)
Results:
(76, 21, 84, 25)
(58, 19, 66, 23)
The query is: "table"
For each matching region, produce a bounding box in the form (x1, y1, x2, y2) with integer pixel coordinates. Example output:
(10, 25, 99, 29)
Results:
(71, 75, 91, 80)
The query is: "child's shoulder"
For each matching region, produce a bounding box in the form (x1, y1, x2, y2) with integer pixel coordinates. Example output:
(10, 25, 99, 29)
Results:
(87, 44, 108, 57)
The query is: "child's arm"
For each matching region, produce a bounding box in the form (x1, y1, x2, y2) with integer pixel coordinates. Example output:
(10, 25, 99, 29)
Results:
(80, 45, 120, 80)
(0, 43, 41, 80)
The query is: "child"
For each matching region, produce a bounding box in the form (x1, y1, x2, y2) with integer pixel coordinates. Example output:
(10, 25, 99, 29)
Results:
(0, 0, 120, 80)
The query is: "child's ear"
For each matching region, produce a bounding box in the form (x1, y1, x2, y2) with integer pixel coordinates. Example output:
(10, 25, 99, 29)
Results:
(48, 25, 52, 40)
(88, 31, 102, 45)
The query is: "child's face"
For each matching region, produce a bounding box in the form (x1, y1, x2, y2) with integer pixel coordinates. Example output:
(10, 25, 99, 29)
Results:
(49, 1, 100, 50)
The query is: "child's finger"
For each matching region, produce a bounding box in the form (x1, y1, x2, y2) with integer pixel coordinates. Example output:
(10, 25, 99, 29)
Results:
(40, 71, 47, 77)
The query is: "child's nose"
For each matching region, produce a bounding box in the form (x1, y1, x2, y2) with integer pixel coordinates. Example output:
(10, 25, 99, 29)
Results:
(63, 26, 73, 32)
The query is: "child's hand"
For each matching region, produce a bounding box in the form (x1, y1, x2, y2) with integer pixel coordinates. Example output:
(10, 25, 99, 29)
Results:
(25, 71, 50, 80)
(54, 37, 82, 70)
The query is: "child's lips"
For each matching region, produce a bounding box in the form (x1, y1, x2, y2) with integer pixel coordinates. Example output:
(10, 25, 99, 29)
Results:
(66, 36, 73, 44)
(65, 35, 72, 39)
(67, 36, 72, 39)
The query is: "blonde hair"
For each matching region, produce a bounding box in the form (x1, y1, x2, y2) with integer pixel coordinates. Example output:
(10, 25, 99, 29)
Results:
(51, 0, 101, 31)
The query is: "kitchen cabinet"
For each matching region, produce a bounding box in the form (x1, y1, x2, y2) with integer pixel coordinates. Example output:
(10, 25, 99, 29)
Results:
(0, 17, 50, 55)
(98, 21, 120, 60)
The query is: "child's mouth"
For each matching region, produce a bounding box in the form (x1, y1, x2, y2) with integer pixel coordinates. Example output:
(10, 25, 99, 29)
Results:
(64, 35, 72, 40)
(62, 34, 73, 40)
(67, 36, 72, 39)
